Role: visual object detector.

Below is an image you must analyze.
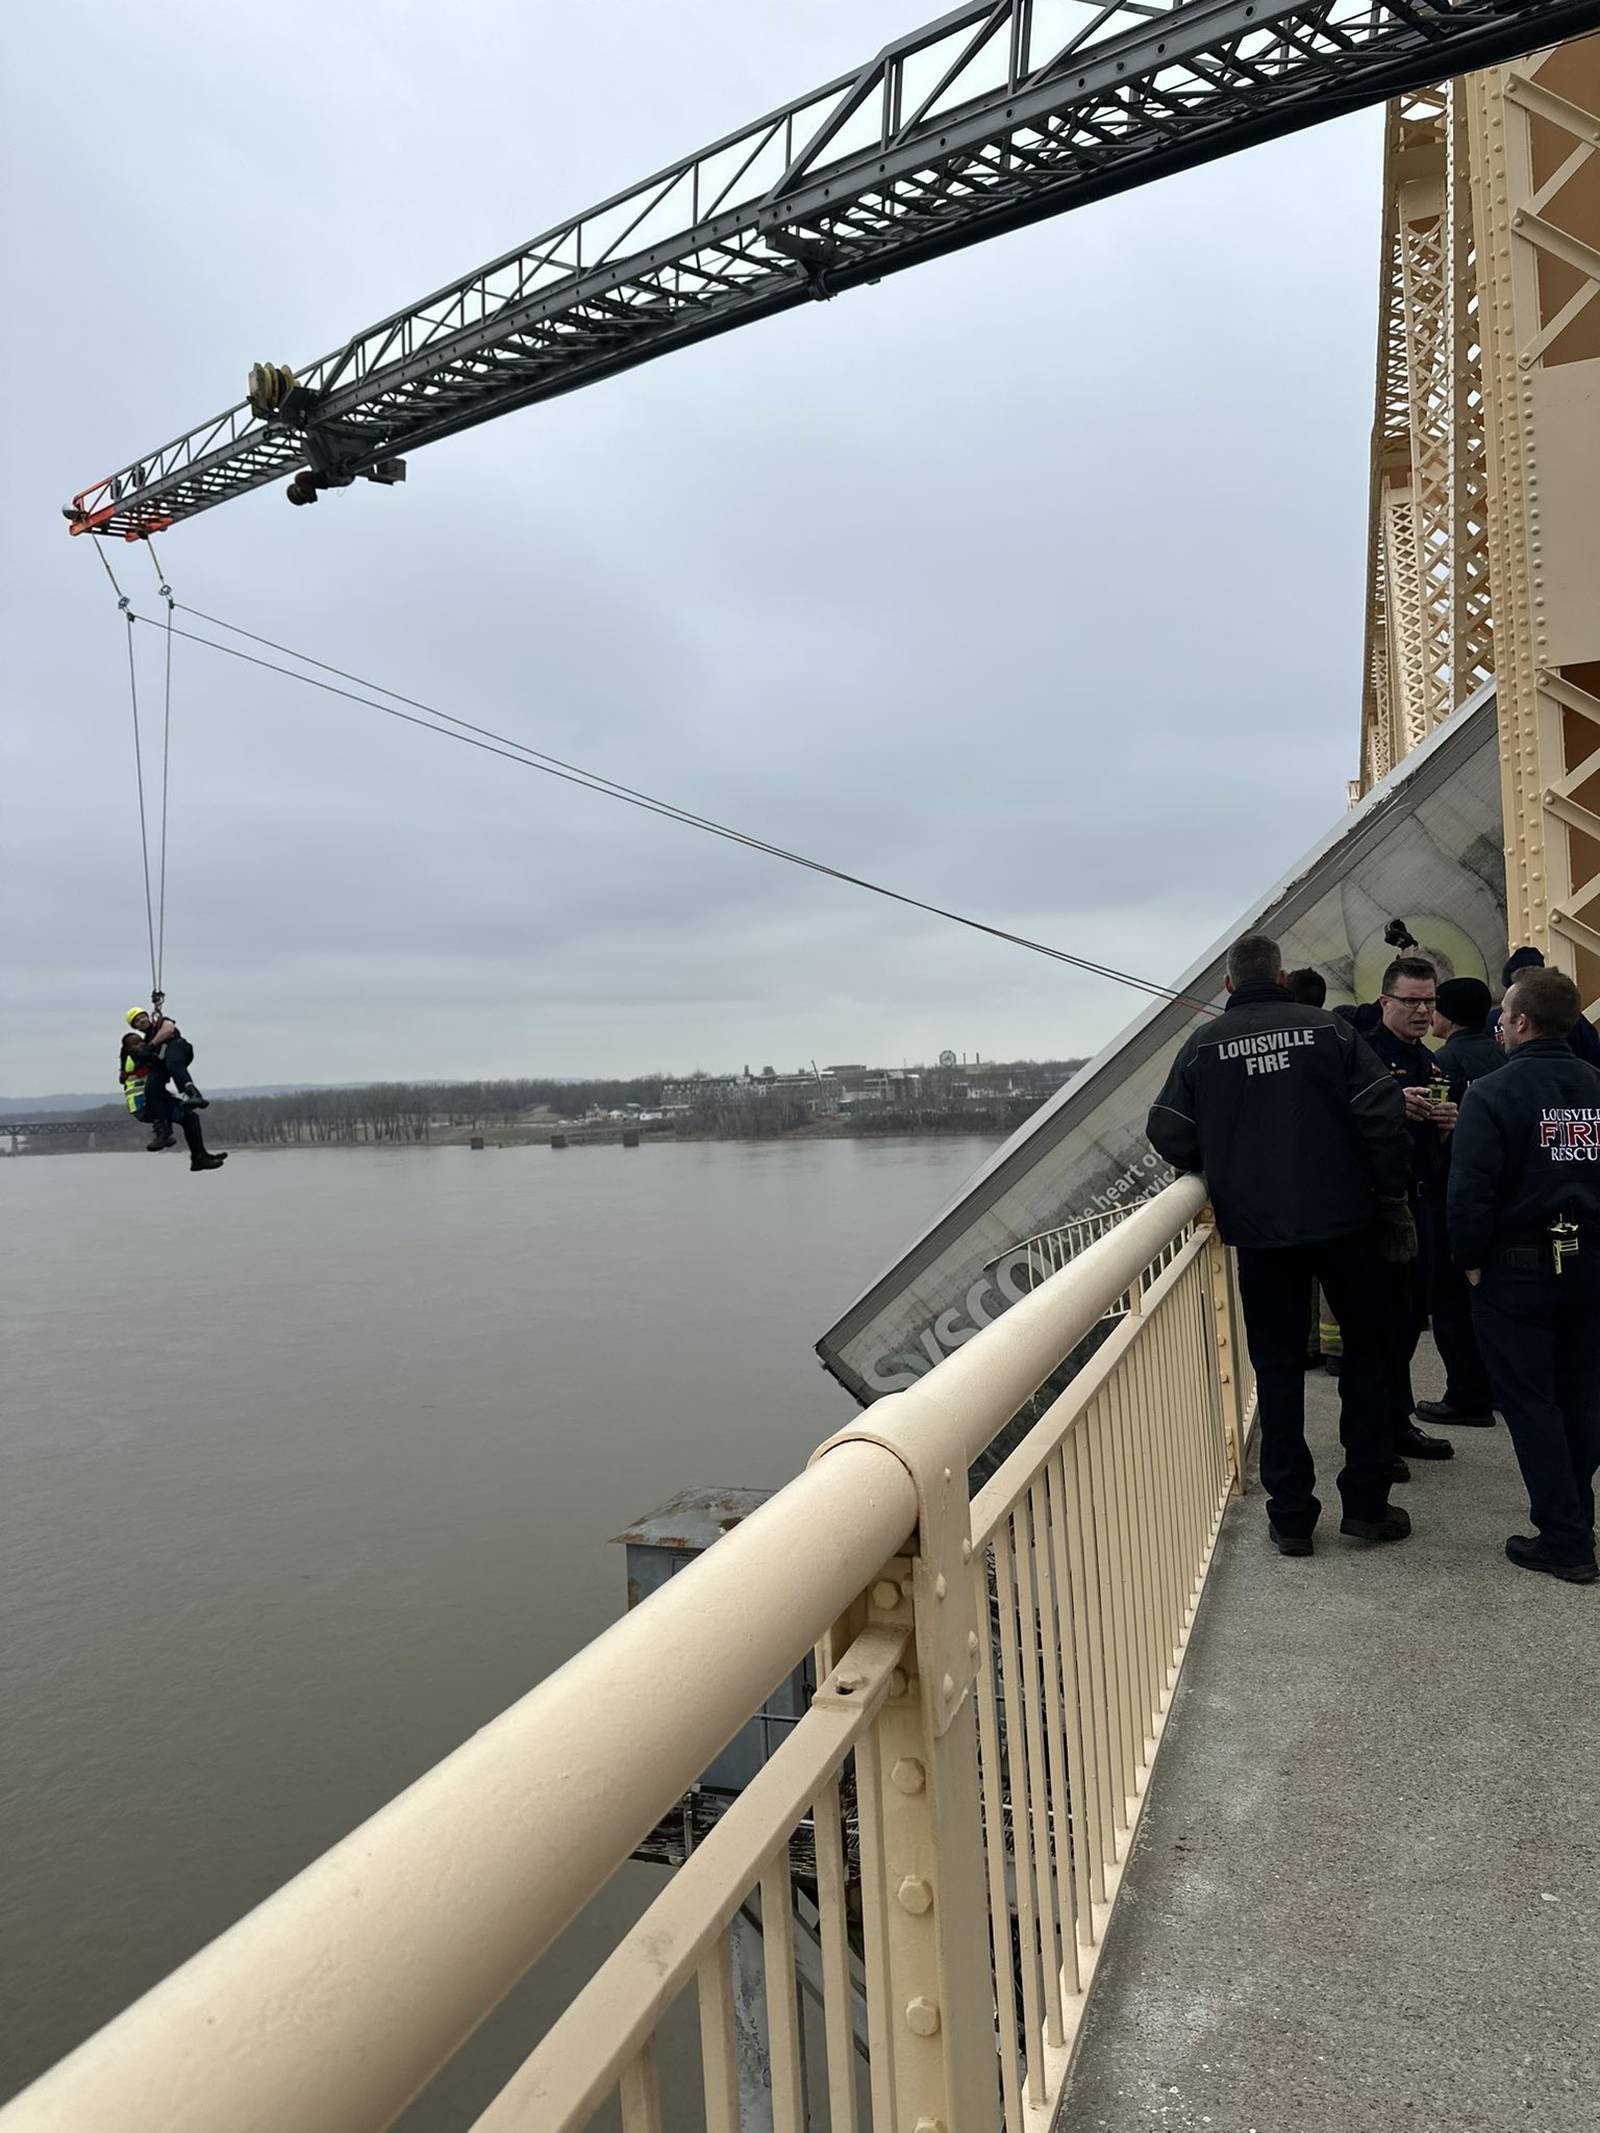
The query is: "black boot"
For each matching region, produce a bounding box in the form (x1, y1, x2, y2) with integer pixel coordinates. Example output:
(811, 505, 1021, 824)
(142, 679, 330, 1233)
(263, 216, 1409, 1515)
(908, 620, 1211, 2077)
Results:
(1340, 1507, 1412, 1545)
(1415, 1398, 1494, 1428)
(1397, 1421, 1454, 1460)
(1505, 1534, 1598, 1584)
(190, 1151, 228, 1173)
(179, 1112, 217, 1164)
(147, 1129, 176, 1151)
(181, 1083, 210, 1109)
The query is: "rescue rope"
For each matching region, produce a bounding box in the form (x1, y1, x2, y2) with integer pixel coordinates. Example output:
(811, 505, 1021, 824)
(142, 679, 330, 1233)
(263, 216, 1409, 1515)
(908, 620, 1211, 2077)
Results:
(90, 538, 178, 1005)
(117, 600, 1218, 1018)
(91, 542, 161, 999)
(147, 540, 175, 998)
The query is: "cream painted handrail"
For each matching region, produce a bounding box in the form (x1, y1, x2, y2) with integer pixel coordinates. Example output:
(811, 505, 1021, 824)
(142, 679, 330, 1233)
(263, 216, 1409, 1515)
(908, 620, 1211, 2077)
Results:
(2, 1173, 1239, 2133)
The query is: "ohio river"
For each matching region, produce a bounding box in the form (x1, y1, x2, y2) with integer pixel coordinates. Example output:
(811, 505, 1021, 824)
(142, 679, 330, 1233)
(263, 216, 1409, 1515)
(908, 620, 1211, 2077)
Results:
(0, 1135, 997, 2123)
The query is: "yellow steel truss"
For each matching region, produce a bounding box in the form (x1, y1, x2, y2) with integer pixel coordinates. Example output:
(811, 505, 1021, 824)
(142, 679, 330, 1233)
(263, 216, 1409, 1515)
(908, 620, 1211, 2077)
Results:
(1361, 33, 1600, 1013)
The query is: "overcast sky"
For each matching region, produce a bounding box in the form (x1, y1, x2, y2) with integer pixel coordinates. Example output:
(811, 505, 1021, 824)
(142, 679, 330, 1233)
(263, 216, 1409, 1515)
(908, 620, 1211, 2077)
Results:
(0, 3, 1383, 1098)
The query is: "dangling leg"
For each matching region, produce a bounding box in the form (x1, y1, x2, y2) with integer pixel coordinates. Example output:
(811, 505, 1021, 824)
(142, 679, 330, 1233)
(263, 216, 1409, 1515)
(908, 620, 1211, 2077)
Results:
(180, 1109, 227, 1172)
(144, 1086, 177, 1151)
(166, 1036, 208, 1107)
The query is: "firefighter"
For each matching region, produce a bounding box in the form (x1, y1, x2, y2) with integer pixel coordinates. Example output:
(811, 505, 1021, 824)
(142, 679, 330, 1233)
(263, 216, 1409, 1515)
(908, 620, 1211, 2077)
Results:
(1449, 966, 1600, 1583)
(1147, 932, 1411, 1554)
(120, 1009, 227, 1173)
(1362, 956, 1460, 1467)
(1413, 975, 1504, 1430)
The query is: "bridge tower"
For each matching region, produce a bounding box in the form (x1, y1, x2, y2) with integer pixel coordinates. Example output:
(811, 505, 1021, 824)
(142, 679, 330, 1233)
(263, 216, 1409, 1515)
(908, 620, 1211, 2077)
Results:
(1360, 34, 1600, 1010)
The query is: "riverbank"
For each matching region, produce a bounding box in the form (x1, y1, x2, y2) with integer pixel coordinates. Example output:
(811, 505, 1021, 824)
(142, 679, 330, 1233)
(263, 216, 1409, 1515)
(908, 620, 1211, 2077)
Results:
(8, 1112, 1019, 1154)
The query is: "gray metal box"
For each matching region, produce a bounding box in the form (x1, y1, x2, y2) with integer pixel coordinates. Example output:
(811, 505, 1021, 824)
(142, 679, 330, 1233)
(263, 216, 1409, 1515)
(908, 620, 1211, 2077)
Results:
(614, 1487, 811, 1796)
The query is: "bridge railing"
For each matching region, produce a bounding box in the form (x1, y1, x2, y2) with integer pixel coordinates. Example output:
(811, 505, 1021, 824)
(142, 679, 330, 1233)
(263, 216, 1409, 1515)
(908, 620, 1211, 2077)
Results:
(990, 1192, 1196, 1318)
(1, 1172, 1252, 2133)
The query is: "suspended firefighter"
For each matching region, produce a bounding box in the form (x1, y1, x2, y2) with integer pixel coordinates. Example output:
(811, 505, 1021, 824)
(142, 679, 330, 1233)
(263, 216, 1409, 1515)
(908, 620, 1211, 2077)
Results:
(120, 1007, 227, 1172)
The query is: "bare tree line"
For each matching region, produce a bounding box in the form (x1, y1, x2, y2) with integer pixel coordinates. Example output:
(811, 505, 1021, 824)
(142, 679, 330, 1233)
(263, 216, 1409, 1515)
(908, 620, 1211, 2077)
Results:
(201, 1077, 668, 1146)
(15, 1060, 1087, 1152)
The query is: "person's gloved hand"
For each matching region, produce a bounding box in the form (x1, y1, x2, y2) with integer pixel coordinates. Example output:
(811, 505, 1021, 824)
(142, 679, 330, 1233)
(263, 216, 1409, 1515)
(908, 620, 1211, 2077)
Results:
(1377, 1193, 1418, 1264)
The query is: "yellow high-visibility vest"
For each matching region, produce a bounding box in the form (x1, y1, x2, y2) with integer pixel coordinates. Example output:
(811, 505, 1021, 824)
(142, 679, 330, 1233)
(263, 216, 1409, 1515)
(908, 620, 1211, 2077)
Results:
(120, 1042, 150, 1114)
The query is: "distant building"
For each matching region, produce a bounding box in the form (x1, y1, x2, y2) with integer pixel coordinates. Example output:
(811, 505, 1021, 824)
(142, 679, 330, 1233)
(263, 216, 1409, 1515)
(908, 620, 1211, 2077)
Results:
(662, 1069, 838, 1115)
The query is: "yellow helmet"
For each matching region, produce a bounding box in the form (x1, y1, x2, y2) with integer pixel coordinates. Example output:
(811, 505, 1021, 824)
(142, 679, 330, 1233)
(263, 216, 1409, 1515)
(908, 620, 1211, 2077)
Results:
(125, 1006, 148, 1026)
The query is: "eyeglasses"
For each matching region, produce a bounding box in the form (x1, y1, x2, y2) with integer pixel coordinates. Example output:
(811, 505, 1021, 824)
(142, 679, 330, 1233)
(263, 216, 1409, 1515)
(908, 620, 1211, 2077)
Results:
(1381, 993, 1436, 1009)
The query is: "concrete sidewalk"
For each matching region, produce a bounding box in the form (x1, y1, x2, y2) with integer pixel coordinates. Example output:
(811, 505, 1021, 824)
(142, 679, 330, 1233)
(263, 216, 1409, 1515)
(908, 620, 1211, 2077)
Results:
(1058, 1343, 1600, 2133)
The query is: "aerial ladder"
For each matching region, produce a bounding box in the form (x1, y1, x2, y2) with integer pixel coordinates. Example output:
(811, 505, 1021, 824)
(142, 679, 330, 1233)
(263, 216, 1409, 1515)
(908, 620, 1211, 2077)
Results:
(63, 0, 1600, 995)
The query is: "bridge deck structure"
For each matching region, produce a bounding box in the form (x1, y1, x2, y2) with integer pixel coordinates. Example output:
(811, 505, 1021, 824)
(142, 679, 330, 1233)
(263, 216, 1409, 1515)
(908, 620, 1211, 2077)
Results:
(1059, 1343, 1600, 2133)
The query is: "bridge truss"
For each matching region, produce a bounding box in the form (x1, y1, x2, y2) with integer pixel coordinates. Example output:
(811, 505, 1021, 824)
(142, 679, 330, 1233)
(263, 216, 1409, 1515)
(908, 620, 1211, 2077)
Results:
(1357, 35, 1600, 1009)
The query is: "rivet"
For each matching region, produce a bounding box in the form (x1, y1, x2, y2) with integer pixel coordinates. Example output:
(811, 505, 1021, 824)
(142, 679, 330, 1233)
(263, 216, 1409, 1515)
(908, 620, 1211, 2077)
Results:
(960, 1537, 973, 1561)
(897, 1874, 934, 1915)
(871, 1579, 902, 1610)
(888, 1668, 909, 1699)
(934, 1573, 948, 1600)
(942, 1466, 952, 1483)
(913, 2120, 947, 2133)
(942, 1671, 957, 1701)
(836, 1667, 865, 1693)
(967, 1629, 981, 1654)
(905, 1995, 941, 2037)
(891, 1757, 926, 1794)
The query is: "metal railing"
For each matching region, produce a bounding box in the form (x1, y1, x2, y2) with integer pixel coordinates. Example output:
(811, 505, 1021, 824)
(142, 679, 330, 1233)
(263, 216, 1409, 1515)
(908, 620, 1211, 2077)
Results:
(992, 1195, 1194, 1317)
(1, 1174, 1253, 2133)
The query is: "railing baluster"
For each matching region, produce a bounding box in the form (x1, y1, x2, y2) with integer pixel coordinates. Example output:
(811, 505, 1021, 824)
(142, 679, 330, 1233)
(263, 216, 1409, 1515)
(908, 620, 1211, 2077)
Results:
(1015, 1488, 1065, 2047)
(1184, 1276, 1211, 1591)
(1089, 1392, 1132, 1834)
(1170, 1282, 1200, 1605)
(698, 1934, 741, 2133)
(1202, 1258, 1232, 1498)
(1152, 1288, 1194, 1638)
(1117, 1354, 1149, 1771)
(851, 1730, 899, 2133)
(1188, 1264, 1220, 1511)
(1164, 1286, 1195, 1621)
(1100, 1367, 1135, 1797)
(1126, 1329, 1161, 1749)
(1029, 1472, 1081, 1997)
(1046, 1447, 1094, 1964)
(760, 1858, 804, 2133)
(974, 1550, 1026, 2133)
(994, 1520, 1047, 2103)
(1151, 1302, 1186, 1678)
(1069, 1411, 1114, 1903)
(812, 1776, 859, 2133)
(619, 2037, 665, 2133)
(1114, 1354, 1154, 1760)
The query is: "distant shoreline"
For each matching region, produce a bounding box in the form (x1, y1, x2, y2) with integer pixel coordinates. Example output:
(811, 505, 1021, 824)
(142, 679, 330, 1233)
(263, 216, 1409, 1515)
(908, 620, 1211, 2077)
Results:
(7, 1114, 1016, 1156)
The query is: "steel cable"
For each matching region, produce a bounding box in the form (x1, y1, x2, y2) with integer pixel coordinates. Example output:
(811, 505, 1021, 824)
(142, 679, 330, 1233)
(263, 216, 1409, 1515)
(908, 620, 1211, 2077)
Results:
(90, 542, 161, 997)
(118, 600, 1216, 1017)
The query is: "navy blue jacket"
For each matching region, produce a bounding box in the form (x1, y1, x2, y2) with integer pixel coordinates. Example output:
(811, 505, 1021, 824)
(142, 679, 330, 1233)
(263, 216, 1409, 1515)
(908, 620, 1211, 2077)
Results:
(1365, 1022, 1450, 1196)
(1436, 1026, 1505, 1100)
(1147, 984, 1408, 1250)
(1446, 1038, 1600, 1266)
(1334, 1001, 1383, 1038)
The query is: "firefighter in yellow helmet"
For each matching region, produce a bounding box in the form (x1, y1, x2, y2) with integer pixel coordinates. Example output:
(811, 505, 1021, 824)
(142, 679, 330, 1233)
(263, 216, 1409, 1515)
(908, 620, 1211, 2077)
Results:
(119, 1006, 227, 1172)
